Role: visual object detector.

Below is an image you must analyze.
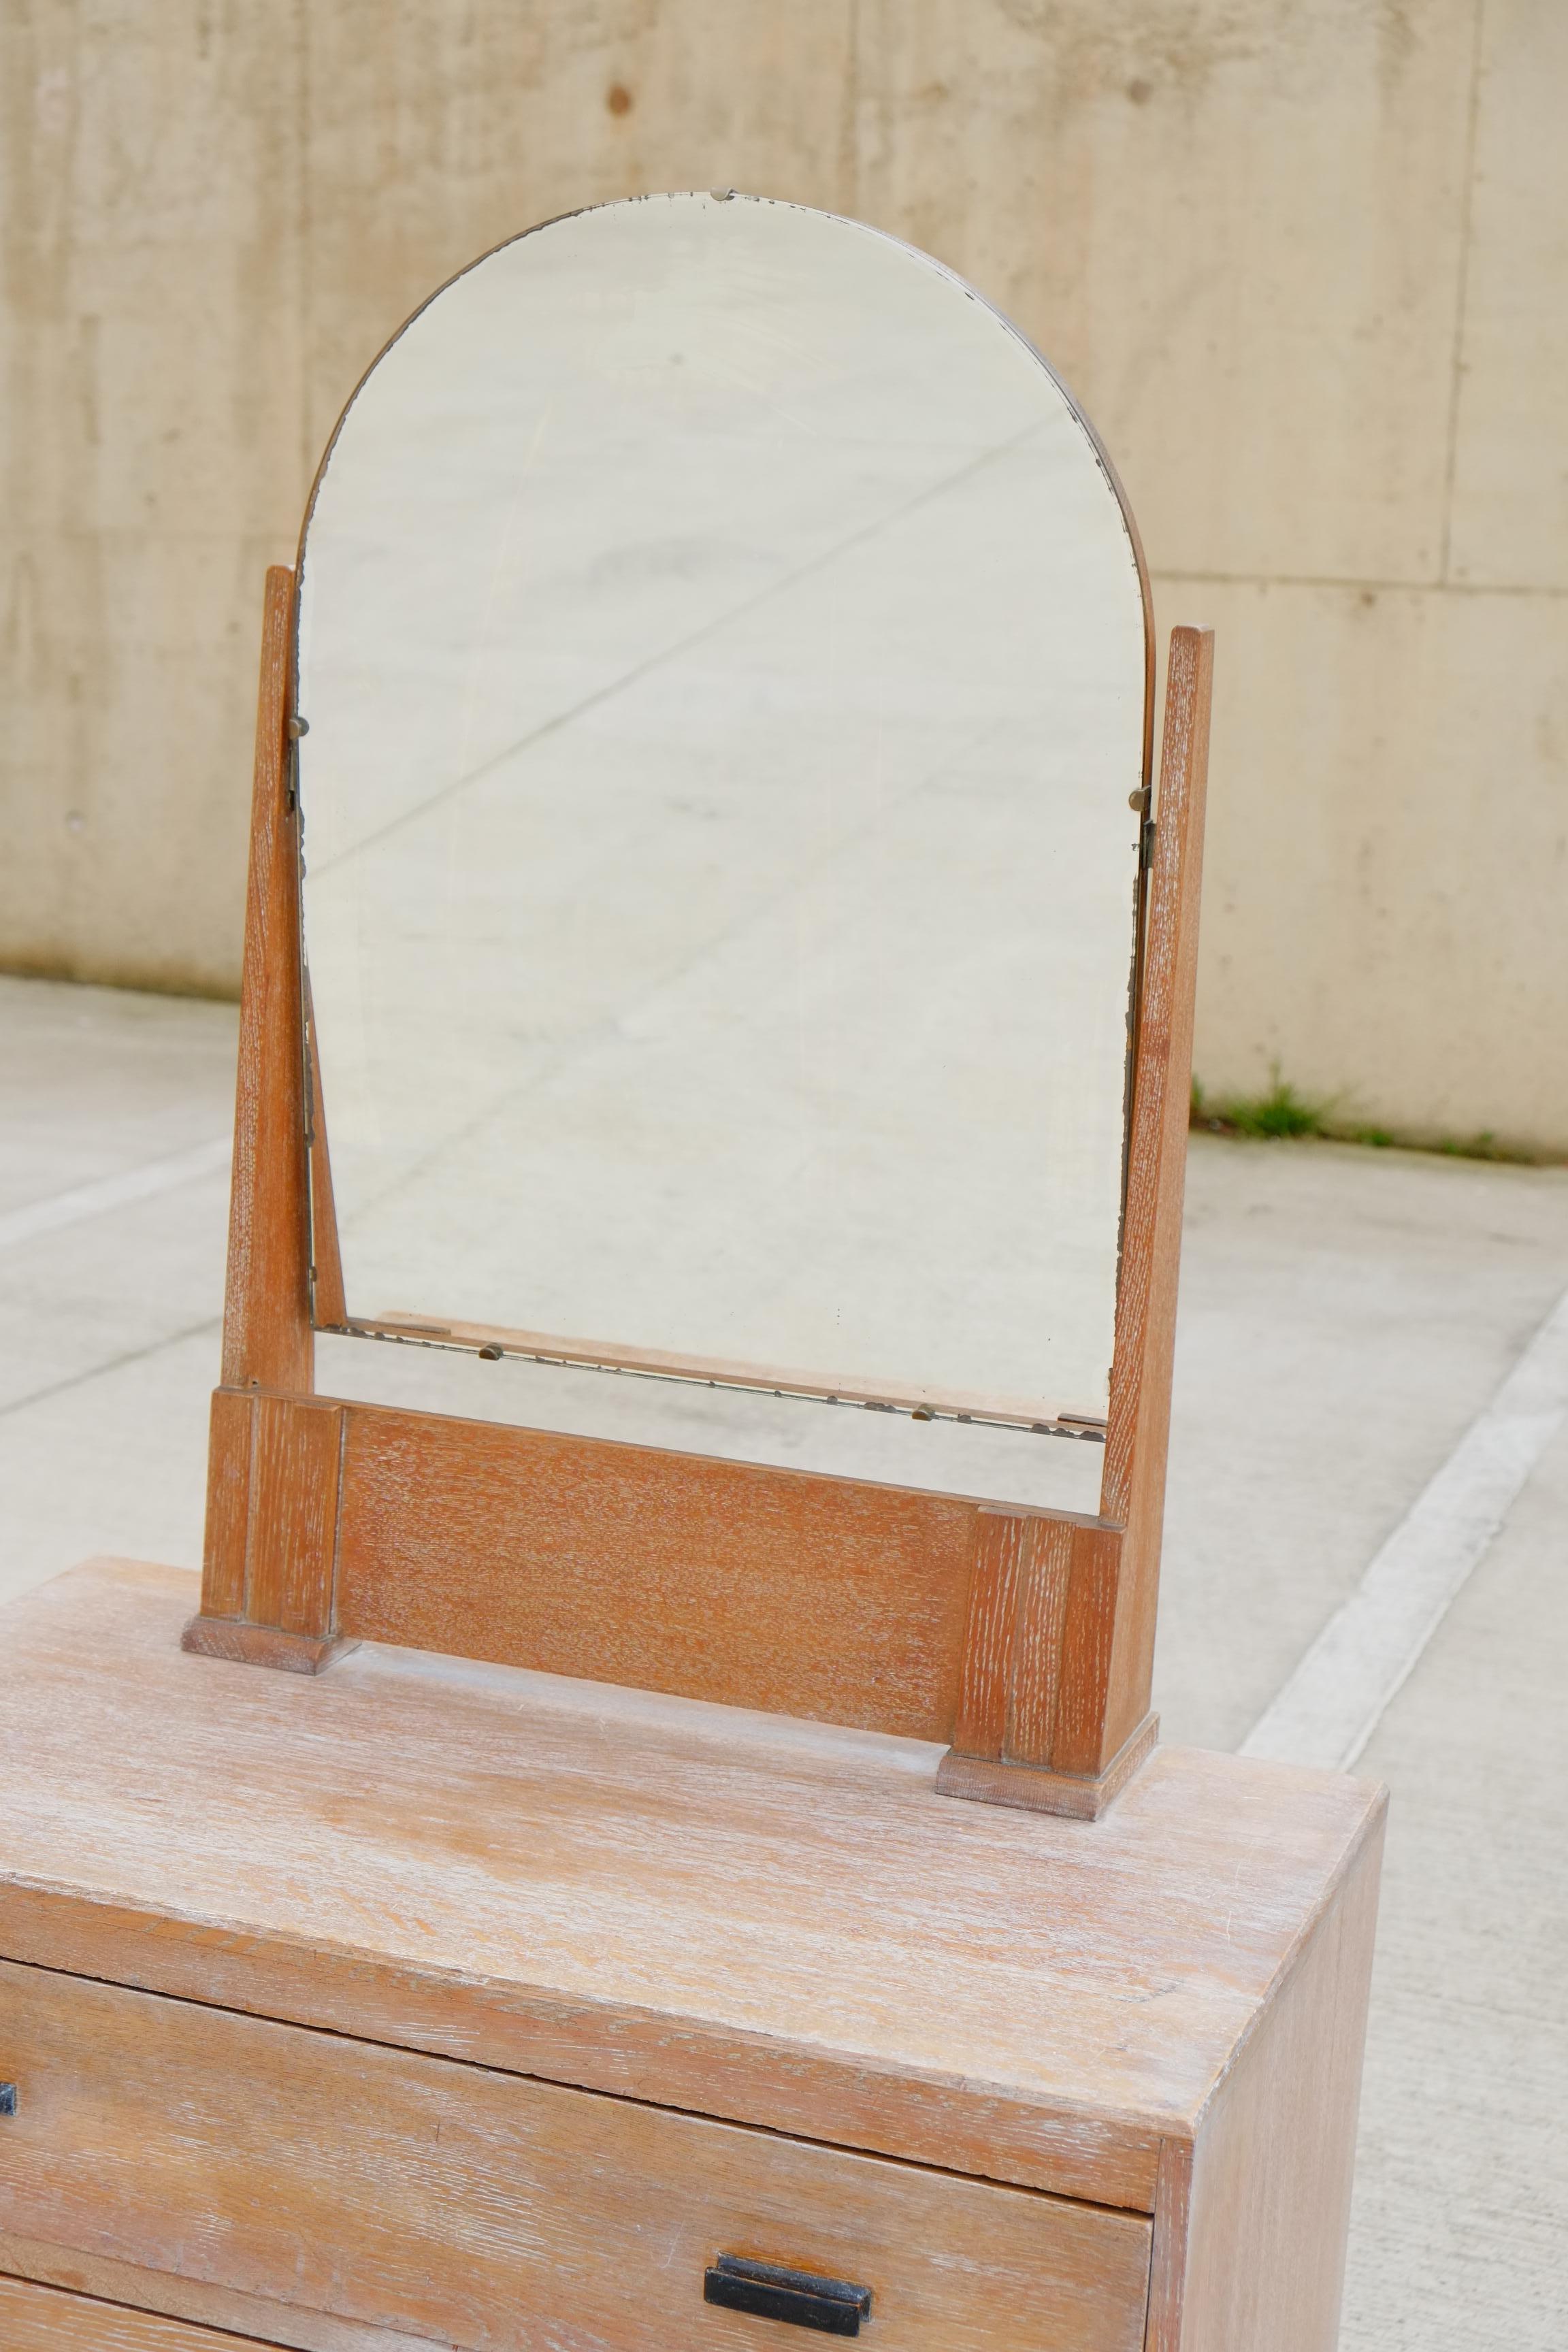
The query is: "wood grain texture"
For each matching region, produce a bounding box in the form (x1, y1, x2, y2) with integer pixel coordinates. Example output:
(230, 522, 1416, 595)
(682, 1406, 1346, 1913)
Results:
(246, 1393, 343, 1635)
(303, 970, 346, 1330)
(0, 2273, 293, 2351)
(333, 1395, 983, 1738)
(218, 567, 312, 1397)
(0, 1561, 1385, 2217)
(1047, 1522, 1132, 1777)
(944, 1517, 1139, 1802)
(0, 1959, 1152, 2352)
(950, 1509, 1031, 1756)
(1085, 625, 1215, 1773)
(190, 1387, 346, 1661)
(1004, 1515, 1076, 1764)
(0, 2239, 444, 2352)
(948, 1512, 1086, 1774)
(197, 1388, 252, 1621)
(1165, 1814, 1386, 2352)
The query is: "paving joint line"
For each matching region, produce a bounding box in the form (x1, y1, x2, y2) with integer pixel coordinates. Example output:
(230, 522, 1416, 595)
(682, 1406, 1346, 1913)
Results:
(1241, 1283, 1568, 1771)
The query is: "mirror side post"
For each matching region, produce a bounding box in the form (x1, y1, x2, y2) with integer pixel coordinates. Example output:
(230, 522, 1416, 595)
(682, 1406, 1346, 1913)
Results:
(1083, 625, 1215, 1765)
(182, 566, 357, 1675)
(934, 627, 1212, 1819)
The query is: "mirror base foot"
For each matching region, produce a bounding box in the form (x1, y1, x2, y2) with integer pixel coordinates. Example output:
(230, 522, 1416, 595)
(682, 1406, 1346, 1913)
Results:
(934, 1712, 1158, 1820)
(180, 1615, 359, 1678)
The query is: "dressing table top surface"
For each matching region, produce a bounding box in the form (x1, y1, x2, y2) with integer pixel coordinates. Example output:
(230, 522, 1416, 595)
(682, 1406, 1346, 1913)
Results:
(0, 1559, 1382, 2215)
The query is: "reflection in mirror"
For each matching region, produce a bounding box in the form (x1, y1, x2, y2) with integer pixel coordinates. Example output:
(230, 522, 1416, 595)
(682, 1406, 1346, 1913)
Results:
(297, 192, 1149, 1453)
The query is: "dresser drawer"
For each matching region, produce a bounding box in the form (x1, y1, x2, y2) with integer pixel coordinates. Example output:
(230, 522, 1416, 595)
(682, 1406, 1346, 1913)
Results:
(0, 1959, 1151, 2351)
(0, 2270, 289, 2349)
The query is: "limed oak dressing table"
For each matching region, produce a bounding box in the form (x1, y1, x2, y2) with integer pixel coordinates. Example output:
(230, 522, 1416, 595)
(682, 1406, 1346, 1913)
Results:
(0, 195, 1382, 2352)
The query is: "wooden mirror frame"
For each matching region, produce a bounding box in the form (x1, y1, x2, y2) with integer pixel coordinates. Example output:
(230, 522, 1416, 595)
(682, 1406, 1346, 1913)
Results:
(184, 562, 1211, 1820)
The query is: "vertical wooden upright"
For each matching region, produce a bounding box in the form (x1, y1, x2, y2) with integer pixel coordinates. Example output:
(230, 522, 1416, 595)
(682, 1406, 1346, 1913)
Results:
(1092, 626, 1215, 1754)
(184, 568, 350, 1675)
(935, 626, 1213, 1816)
(220, 564, 312, 1401)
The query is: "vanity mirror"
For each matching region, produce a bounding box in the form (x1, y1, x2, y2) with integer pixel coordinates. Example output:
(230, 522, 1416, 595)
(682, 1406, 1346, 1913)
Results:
(185, 191, 1213, 1822)
(296, 191, 1149, 1437)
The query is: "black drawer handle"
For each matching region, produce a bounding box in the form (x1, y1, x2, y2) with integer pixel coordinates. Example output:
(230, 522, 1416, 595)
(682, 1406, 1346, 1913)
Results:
(704, 2254, 872, 2336)
(0, 2085, 16, 2117)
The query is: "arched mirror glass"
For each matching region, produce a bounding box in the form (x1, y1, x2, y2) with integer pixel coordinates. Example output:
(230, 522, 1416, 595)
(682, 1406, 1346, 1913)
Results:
(297, 191, 1150, 1454)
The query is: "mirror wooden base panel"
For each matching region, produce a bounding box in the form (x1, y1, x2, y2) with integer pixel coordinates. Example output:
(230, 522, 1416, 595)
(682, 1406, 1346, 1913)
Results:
(2, 1560, 1384, 2352)
(189, 1382, 1160, 1806)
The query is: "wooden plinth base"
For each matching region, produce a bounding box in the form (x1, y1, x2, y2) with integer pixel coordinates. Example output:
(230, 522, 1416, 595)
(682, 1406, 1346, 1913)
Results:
(180, 1614, 359, 1677)
(934, 1712, 1160, 1820)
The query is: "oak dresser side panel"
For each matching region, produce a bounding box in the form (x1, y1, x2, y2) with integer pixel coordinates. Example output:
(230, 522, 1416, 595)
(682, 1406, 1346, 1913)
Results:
(1168, 1807, 1386, 2352)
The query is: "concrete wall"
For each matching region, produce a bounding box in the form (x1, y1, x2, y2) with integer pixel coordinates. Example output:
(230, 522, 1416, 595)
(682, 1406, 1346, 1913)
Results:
(2, 0, 1563, 1149)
